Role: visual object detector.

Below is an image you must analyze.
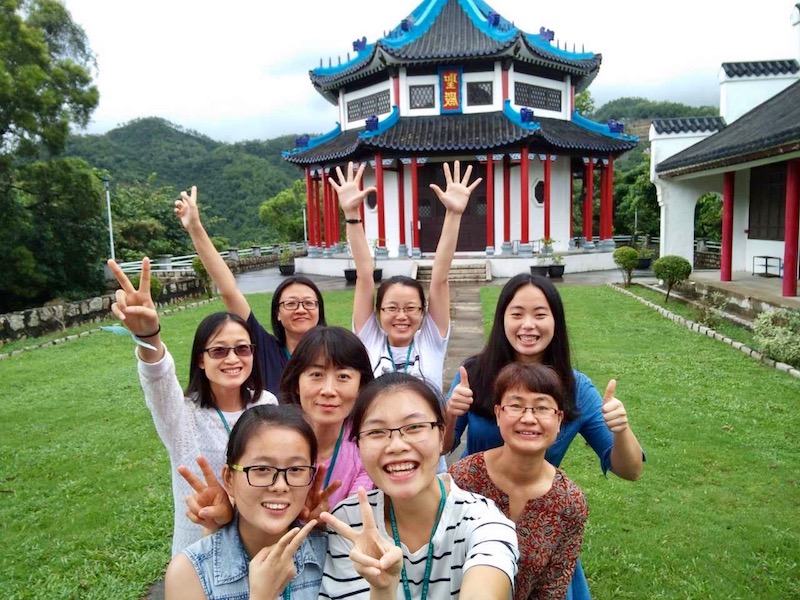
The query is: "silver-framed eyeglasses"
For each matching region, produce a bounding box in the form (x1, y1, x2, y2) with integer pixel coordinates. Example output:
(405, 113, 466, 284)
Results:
(380, 305, 423, 315)
(279, 300, 319, 311)
(203, 344, 255, 359)
(500, 405, 560, 420)
(229, 464, 316, 487)
(357, 421, 438, 444)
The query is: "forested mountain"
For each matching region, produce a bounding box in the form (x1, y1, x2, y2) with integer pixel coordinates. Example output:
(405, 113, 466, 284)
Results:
(592, 97, 718, 123)
(65, 118, 304, 245)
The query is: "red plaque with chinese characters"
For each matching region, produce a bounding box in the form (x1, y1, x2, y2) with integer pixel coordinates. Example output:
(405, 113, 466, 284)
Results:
(439, 66, 462, 114)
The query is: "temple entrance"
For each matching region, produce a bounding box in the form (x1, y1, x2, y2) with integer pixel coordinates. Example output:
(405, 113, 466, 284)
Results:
(417, 161, 487, 253)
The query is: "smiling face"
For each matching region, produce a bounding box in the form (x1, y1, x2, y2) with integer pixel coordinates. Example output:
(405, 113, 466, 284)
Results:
(297, 356, 362, 427)
(277, 283, 320, 340)
(378, 283, 425, 348)
(503, 284, 555, 364)
(224, 425, 313, 547)
(198, 320, 254, 392)
(494, 387, 563, 455)
(356, 389, 443, 501)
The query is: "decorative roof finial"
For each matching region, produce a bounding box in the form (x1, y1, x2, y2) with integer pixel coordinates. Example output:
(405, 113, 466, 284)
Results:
(539, 27, 555, 42)
(401, 18, 413, 31)
(365, 115, 379, 131)
(295, 134, 310, 148)
(353, 37, 367, 52)
(607, 120, 625, 134)
(488, 11, 500, 27)
(520, 107, 535, 123)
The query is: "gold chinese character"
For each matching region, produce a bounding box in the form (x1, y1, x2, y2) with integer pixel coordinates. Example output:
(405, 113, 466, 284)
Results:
(443, 73, 458, 87)
(444, 91, 458, 108)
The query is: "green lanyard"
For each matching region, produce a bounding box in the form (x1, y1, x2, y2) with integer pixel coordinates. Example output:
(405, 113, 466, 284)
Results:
(323, 426, 345, 489)
(282, 346, 291, 360)
(385, 338, 415, 373)
(214, 407, 232, 435)
(388, 478, 447, 600)
(282, 587, 290, 599)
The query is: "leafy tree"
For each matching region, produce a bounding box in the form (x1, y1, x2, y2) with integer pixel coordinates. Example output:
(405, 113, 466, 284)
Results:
(574, 90, 595, 116)
(614, 156, 659, 238)
(694, 192, 722, 242)
(259, 179, 306, 242)
(613, 246, 639, 287)
(593, 97, 718, 123)
(653, 255, 692, 302)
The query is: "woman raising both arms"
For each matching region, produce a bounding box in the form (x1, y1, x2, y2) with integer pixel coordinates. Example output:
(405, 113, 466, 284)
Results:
(176, 186, 327, 396)
(330, 161, 481, 393)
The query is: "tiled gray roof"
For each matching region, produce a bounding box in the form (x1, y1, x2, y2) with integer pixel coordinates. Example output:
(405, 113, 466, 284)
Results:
(284, 112, 636, 165)
(651, 117, 726, 135)
(656, 79, 800, 175)
(721, 60, 799, 78)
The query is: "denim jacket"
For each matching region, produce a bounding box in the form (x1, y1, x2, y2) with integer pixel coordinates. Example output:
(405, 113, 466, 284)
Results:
(183, 517, 326, 599)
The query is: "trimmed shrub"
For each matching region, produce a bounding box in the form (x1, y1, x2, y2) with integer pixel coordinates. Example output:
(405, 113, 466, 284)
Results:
(613, 246, 639, 287)
(754, 309, 800, 367)
(129, 273, 163, 303)
(653, 255, 692, 302)
(692, 291, 727, 328)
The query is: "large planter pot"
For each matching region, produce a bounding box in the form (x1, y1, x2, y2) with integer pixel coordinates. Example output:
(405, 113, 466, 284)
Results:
(636, 257, 652, 270)
(344, 268, 357, 284)
(278, 264, 295, 276)
(373, 268, 383, 283)
(530, 265, 549, 277)
(548, 264, 565, 279)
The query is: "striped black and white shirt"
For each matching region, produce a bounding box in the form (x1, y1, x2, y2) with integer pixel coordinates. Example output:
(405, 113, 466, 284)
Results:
(320, 475, 518, 599)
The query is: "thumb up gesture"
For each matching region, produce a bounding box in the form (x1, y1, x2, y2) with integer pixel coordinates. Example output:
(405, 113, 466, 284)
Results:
(447, 366, 474, 418)
(601, 380, 629, 433)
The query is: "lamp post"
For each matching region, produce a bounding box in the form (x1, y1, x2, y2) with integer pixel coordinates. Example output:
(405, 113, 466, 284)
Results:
(101, 177, 116, 261)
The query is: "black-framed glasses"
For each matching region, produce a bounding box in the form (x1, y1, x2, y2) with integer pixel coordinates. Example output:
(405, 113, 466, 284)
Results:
(500, 405, 560, 420)
(380, 305, 423, 316)
(229, 464, 316, 487)
(357, 422, 438, 444)
(203, 344, 255, 359)
(279, 300, 319, 311)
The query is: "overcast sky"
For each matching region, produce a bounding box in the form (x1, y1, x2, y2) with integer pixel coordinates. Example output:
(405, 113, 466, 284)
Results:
(63, 0, 799, 143)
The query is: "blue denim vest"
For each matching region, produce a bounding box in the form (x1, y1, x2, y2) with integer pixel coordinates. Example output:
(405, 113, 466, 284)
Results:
(183, 518, 326, 599)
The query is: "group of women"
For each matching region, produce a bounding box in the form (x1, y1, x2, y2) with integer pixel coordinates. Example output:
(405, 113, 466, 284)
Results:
(109, 160, 644, 599)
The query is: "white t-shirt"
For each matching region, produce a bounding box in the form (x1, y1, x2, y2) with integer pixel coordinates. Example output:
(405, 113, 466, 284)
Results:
(319, 475, 518, 600)
(357, 313, 449, 393)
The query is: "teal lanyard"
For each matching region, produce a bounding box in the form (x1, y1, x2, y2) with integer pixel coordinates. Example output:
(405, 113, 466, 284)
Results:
(282, 346, 291, 360)
(385, 338, 414, 373)
(282, 587, 290, 599)
(214, 407, 232, 435)
(388, 478, 447, 600)
(323, 426, 345, 489)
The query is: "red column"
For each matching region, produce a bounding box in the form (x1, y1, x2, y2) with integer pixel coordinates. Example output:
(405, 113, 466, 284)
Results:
(721, 171, 734, 281)
(375, 153, 386, 247)
(543, 154, 552, 240)
(311, 174, 320, 247)
(321, 170, 331, 248)
(503, 155, 511, 243)
(486, 154, 495, 250)
(397, 162, 406, 247)
(583, 159, 594, 241)
(783, 159, 800, 297)
(330, 177, 340, 245)
(606, 155, 615, 239)
(569, 164, 574, 239)
(393, 76, 400, 108)
(502, 68, 509, 102)
(304, 168, 314, 246)
(411, 157, 420, 250)
(599, 160, 609, 240)
(521, 148, 529, 244)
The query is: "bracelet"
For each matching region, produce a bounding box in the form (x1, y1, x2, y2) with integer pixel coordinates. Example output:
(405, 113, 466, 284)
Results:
(133, 324, 161, 338)
(345, 218, 362, 224)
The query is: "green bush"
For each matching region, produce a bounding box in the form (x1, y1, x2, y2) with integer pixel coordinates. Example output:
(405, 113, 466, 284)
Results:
(653, 255, 692, 302)
(753, 309, 800, 367)
(613, 246, 639, 287)
(692, 291, 727, 327)
(192, 257, 213, 299)
(129, 274, 163, 303)
(279, 248, 295, 265)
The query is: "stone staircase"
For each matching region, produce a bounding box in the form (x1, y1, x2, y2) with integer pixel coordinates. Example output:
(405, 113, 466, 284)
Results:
(415, 261, 491, 283)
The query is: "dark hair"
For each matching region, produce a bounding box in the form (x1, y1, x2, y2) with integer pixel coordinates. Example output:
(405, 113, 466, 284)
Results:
(271, 276, 327, 347)
(279, 326, 374, 405)
(349, 373, 445, 443)
(376, 276, 426, 311)
(493, 363, 578, 421)
(467, 273, 577, 421)
(226, 404, 318, 466)
(185, 312, 264, 409)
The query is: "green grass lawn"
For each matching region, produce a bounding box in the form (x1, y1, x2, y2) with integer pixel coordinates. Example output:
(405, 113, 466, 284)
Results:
(2, 285, 798, 598)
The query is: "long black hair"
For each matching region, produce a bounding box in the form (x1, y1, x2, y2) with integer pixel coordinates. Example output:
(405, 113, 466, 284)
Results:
(185, 312, 264, 409)
(226, 404, 318, 467)
(466, 273, 577, 421)
(271, 276, 327, 347)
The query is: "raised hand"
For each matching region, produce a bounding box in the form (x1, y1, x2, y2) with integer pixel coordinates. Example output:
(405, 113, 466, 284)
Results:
(429, 160, 482, 216)
(174, 185, 202, 231)
(249, 520, 318, 600)
(321, 488, 403, 591)
(178, 456, 234, 532)
(108, 257, 159, 338)
(601, 380, 629, 433)
(447, 366, 474, 418)
(330, 162, 377, 217)
(298, 463, 342, 523)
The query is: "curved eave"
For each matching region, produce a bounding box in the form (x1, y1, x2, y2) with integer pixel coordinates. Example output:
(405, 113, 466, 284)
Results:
(657, 140, 800, 178)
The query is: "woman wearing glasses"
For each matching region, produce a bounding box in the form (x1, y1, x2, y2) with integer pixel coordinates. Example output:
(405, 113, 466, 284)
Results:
(449, 363, 588, 600)
(331, 161, 481, 393)
(319, 373, 518, 600)
(165, 404, 328, 599)
(443, 273, 644, 599)
(109, 258, 276, 556)
(176, 186, 326, 396)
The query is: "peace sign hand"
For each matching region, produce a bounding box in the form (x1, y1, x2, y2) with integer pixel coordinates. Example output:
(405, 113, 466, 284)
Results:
(298, 463, 342, 524)
(330, 162, 377, 217)
(601, 380, 630, 433)
(175, 185, 201, 232)
(108, 257, 159, 338)
(321, 488, 403, 591)
(178, 456, 234, 533)
(249, 520, 318, 600)
(429, 160, 482, 216)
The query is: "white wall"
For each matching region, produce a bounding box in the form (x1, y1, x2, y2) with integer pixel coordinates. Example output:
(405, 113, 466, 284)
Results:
(719, 74, 799, 124)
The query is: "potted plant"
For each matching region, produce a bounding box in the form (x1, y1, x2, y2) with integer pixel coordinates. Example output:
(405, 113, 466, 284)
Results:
(278, 248, 295, 276)
(530, 255, 549, 277)
(342, 242, 382, 283)
(539, 237, 555, 255)
(548, 253, 565, 279)
(371, 239, 384, 283)
(637, 245, 654, 270)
